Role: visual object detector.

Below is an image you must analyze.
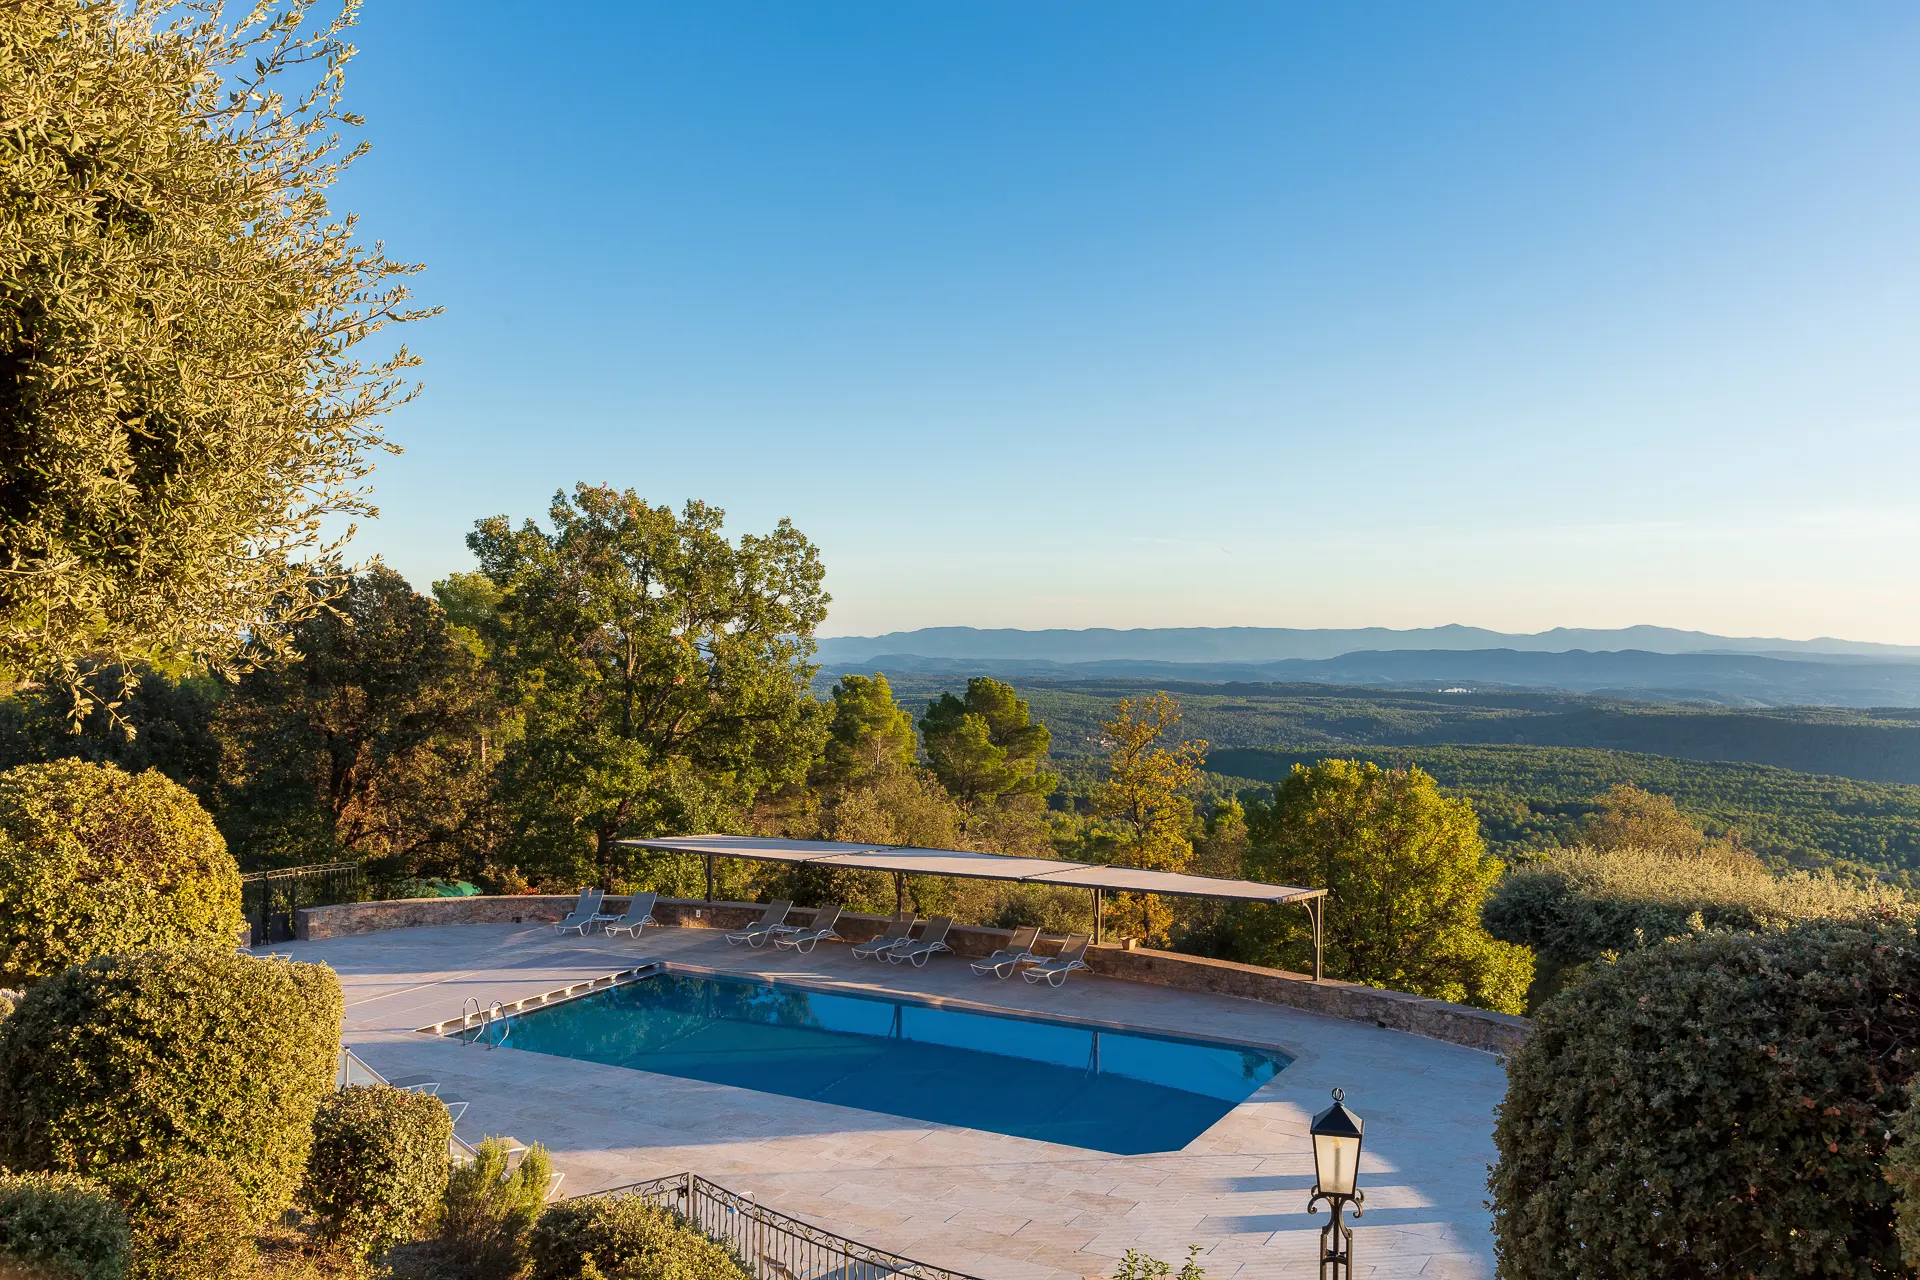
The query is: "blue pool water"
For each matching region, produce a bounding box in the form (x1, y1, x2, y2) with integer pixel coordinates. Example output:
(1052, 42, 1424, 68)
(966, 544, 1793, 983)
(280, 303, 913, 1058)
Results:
(486, 970, 1288, 1154)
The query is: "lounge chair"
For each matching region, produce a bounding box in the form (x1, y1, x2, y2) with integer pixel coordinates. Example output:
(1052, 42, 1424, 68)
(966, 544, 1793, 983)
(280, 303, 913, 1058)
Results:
(888, 917, 954, 967)
(774, 905, 844, 953)
(725, 900, 793, 947)
(851, 915, 917, 960)
(602, 892, 659, 938)
(552, 889, 606, 935)
(1021, 934, 1093, 987)
(970, 925, 1042, 979)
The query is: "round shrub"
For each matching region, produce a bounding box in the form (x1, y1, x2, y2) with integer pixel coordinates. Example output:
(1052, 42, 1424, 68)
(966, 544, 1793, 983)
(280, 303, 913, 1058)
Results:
(302, 1085, 451, 1257)
(104, 1155, 254, 1280)
(1490, 919, 1920, 1277)
(0, 1171, 130, 1280)
(0, 949, 342, 1233)
(527, 1194, 750, 1280)
(0, 761, 242, 986)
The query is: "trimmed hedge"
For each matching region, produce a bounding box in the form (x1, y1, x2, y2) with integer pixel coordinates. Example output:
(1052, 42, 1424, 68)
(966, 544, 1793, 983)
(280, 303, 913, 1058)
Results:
(1482, 843, 1910, 1004)
(0, 1172, 130, 1280)
(1490, 919, 1920, 1277)
(0, 761, 242, 986)
(302, 1084, 451, 1257)
(527, 1194, 751, 1280)
(0, 949, 342, 1236)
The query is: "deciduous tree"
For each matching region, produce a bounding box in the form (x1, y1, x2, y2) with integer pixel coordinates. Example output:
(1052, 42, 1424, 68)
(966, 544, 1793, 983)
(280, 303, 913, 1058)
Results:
(0, 0, 429, 716)
(470, 485, 828, 886)
(1244, 759, 1531, 1013)
(1093, 692, 1205, 943)
(215, 567, 501, 874)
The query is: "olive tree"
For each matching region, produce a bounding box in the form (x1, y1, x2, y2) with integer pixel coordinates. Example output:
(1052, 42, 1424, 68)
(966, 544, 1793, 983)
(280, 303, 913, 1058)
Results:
(0, 0, 429, 716)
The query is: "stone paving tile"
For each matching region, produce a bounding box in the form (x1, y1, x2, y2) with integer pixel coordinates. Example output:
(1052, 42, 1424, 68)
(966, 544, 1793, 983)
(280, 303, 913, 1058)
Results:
(282, 921, 1502, 1280)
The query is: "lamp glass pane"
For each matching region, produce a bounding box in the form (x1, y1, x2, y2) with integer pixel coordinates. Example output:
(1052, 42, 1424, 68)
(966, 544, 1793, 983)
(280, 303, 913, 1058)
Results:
(1313, 1132, 1360, 1196)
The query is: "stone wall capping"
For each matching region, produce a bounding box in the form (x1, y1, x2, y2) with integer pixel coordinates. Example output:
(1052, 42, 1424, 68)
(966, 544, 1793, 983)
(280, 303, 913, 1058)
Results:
(297, 893, 1529, 1055)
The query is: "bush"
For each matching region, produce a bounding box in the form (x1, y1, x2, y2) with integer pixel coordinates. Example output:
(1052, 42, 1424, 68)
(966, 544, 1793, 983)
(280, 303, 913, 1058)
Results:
(435, 1138, 552, 1280)
(1490, 919, 1920, 1277)
(0, 948, 342, 1253)
(0, 761, 242, 986)
(302, 1085, 451, 1259)
(526, 1194, 750, 1280)
(1889, 1075, 1920, 1268)
(106, 1155, 255, 1280)
(1482, 842, 1910, 1003)
(0, 1172, 130, 1280)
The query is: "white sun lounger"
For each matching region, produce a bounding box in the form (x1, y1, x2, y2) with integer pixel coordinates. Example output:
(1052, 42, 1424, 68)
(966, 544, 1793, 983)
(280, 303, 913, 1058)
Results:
(1021, 934, 1093, 987)
(552, 889, 606, 935)
(887, 917, 954, 967)
(603, 892, 659, 938)
(726, 900, 793, 947)
(970, 925, 1042, 978)
(851, 915, 917, 960)
(774, 905, 844, 953)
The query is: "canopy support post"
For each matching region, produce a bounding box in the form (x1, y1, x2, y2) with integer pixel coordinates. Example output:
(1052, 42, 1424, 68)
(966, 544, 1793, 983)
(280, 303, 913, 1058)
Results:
(895, 871, 906, 920)
(1093, 887, 1103, 944)
(704, 856, 714, 904)
(1308, 896, 1324, 982)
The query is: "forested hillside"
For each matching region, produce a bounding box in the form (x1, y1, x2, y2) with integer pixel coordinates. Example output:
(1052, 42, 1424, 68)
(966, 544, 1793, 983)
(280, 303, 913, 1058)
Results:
(855, 675, 1920, 785)
(847, 672, 1920, 876)
(1206, 744, 1920, 876)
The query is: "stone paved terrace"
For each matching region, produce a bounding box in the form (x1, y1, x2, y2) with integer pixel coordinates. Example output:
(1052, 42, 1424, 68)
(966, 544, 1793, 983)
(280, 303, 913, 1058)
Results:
(279, 921, 1504, 1279)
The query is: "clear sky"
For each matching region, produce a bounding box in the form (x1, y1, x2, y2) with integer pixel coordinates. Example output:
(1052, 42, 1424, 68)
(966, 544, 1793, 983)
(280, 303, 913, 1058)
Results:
(332, 2, 1920, 642)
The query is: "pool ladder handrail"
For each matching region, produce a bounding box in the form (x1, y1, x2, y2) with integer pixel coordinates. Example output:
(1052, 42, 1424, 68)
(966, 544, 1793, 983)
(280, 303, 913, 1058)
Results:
(460, 997, 509, 1049)
(485, 999, 507, 1049)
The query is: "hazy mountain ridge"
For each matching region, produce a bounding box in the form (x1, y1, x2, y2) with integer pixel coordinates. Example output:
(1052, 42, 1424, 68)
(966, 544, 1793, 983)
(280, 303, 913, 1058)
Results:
(817, 625, 1920, 664)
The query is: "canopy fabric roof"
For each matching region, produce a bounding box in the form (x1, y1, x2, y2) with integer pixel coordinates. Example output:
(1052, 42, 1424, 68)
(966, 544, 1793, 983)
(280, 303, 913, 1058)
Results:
(621, 835, 1323, 904)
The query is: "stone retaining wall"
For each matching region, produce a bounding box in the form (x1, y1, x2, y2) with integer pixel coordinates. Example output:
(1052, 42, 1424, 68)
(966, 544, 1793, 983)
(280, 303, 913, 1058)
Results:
(297, 894, 1528, 1054)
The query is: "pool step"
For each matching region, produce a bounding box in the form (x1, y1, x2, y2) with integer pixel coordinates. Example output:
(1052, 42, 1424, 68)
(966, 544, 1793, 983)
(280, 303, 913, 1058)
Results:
(418, 959, 666, 1037)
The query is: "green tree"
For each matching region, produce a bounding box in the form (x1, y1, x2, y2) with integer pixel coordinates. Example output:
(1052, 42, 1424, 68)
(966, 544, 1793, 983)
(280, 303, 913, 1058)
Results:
(1244, 759, 1532, 1013)
(471, 485, 828, 886)
(215, 567, 502, 875)
(919, 678, 1056, 813)
(820, 674, 915, 786)
(1094, 693, 1205, 872)
(1093, 692, 1206, 943)
(1582, 782, 1713, 855)
(0, 0, 429, 717)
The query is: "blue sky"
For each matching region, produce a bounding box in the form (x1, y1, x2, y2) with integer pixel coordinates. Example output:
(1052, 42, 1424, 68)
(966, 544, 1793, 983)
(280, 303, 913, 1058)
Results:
(333, 2, 1920, 641)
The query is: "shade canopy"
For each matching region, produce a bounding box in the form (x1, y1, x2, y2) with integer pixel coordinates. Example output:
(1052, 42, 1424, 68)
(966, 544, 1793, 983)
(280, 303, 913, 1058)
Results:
(620, 835, 1324, 905)
(622, 834, 1330, 979)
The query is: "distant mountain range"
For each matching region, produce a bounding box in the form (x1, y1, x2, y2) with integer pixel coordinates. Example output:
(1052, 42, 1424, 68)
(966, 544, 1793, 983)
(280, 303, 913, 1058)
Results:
(816, 625, 1920, 665)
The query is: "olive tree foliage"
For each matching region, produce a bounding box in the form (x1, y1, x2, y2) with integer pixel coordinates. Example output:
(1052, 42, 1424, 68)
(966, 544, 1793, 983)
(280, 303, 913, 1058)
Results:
(0, 0, 430, 718)
(1244, 759, 1532, 1013)
(470, 484, 829, 886)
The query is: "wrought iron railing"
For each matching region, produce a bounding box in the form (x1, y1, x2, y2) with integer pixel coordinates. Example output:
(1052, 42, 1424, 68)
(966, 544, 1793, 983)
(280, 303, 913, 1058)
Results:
(240, 861, 364, 945)
(596, 1171, 982, 1280)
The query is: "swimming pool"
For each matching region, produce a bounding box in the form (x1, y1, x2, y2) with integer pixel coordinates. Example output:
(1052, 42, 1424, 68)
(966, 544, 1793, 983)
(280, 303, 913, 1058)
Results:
(480, 970, 1289, 1154)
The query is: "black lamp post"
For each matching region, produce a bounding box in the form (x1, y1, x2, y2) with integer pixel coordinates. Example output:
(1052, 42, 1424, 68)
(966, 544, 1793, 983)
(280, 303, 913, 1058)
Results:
(1307, 1088, 1364, 1279)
